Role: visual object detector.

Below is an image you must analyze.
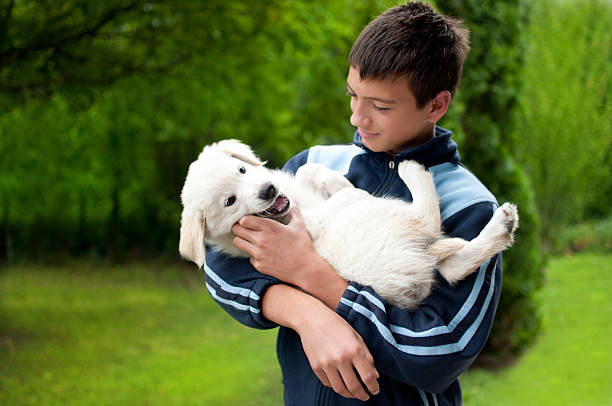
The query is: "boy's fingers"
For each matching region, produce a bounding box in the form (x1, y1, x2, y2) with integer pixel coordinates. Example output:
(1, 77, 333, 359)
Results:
(325, 368, 354, 399)
(353, 358, 380, 396)
(338, 365, 370, 401)
(231, 223, 258, 244)
(239, 214, 283, 232)
(231, 235, 257, 255)
(312, 368, 332, 388)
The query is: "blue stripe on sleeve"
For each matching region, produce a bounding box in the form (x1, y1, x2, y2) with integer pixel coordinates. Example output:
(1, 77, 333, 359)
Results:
(339, 161, 499, 352)
(205, 282, 261, 314)
(338, 258, 497, 355)
(387, 260, 490, 338)
(203, 263, 263, 316)
(418, 389, 430, 405)
(204, 263, 261, 301)
(346, 259, 489, 339)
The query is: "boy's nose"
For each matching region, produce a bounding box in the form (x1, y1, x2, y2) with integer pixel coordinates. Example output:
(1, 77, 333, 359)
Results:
(350, 106, 371, 128)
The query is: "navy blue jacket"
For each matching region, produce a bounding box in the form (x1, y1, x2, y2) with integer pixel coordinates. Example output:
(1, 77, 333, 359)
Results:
(204, 127, 502, 405)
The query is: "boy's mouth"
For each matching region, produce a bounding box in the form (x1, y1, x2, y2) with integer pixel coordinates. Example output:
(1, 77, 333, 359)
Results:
(359, 128, 379, 139)
(255, 194, 291, 218)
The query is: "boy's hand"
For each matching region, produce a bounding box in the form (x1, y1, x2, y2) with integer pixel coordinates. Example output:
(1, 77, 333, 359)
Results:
(232, 206, 348, 309)
(296, 300, 380, 401)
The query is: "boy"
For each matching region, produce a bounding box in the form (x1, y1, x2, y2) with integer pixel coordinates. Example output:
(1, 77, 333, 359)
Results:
(205, 2, 501, 405)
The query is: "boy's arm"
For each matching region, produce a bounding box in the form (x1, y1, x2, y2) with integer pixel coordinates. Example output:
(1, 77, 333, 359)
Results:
(237, 201, 501, 394)
(336, 202, 502, 393)
(204, 250, 379, 401)
(203, 249, 280, 329)
(262, 284, 379, 401)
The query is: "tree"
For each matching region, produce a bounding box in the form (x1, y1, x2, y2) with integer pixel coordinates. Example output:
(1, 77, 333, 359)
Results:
(435, 0, 545, 365)
(0, 0, 211, 98)
(0, 0, 372, 261)
(515, 0, 612, 243)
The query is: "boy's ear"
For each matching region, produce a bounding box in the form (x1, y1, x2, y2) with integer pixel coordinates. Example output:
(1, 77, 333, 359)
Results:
(213, 139, 266, 166)
(179, 208, 207, 268)
(426, 90, 452, 123)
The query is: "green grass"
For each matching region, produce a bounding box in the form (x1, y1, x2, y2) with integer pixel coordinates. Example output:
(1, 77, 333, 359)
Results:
(0, 261, 283, 406)
(1, 255, 611, 405)
(462, 254, 612, 405)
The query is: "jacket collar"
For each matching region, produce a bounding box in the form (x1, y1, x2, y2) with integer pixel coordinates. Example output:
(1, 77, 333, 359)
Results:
(352, 125, 460, 168)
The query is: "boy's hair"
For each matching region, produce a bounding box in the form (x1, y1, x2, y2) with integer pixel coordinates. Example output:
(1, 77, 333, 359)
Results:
(349, 1, 470, 108)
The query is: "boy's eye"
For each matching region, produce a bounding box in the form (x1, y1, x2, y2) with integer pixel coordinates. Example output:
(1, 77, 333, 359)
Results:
(225, 196, 236, 207)
(346, 90, 356, 97)
(239, 166, 246, 174)
(373, 104, 391, 112)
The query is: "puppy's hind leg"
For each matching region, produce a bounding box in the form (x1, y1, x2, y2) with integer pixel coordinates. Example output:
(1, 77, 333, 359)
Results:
(437, 203, 519, 284)
(397, 160, 441, 232)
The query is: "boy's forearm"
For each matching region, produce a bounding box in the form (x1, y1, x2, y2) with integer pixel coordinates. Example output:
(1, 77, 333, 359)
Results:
(305, 256, 349, 310)
(291, 254, 348, 310)
(264, 283, 380, 401)
(261, 284, 328, 330)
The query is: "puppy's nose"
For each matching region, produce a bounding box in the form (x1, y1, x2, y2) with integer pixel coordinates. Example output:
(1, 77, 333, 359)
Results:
(258, 182, 277, 200)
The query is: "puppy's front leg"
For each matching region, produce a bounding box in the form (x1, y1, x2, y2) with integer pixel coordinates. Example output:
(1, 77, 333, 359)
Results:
(296, 163, 354, 199)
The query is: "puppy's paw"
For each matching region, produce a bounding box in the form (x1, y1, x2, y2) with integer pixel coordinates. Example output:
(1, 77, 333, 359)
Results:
(498, 202, 519, 234)
(296, 163, 353, 198)
(296, 163, 326, 187)
(486, 202, 519, 249)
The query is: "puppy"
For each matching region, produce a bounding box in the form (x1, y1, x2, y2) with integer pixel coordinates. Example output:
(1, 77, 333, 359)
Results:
(179, 139, 518, 309)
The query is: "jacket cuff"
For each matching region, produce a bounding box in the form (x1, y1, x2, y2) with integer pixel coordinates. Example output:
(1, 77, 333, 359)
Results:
(335, 282, 364, 322)
(250, 278, 283, 329)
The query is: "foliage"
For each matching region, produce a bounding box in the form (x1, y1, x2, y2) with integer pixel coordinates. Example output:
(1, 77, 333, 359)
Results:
(0, 0, 223, 96)
(0, 0, 384, 262)
(461, 254, 612, 405)
(514, 0, 612, 245)
(435, 0, 545, 364)
(552, 214, 612, 255)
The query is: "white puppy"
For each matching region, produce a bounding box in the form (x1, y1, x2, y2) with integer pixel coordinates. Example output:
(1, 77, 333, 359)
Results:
(180, 140, 518, 309)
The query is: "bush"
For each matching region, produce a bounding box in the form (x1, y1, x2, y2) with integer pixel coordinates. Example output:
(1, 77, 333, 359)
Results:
(515, 0, 612, 245)
(553, 215, 612, 255)
(436, 0, 545, 365)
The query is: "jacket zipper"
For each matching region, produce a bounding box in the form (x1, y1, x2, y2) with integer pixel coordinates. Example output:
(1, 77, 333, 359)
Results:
(373, 156, 399, 197)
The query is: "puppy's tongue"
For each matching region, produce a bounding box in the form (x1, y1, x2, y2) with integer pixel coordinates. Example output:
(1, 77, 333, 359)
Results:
(257, 194, 290, 218)
(270, 195, 288, 212)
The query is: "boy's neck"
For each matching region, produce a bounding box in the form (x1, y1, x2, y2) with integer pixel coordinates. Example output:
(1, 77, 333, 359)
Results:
(387, 124, 436, 156)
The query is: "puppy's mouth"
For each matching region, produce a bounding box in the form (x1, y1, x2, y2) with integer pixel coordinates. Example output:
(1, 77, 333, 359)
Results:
(256, 194, 291, 218)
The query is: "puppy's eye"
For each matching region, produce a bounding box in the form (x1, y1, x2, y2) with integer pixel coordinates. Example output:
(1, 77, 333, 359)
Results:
(238, 166, 246, 174)
(225, 196, 236, 207)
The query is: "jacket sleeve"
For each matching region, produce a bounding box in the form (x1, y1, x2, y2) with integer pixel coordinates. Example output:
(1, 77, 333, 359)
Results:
(202, 149, 311, 329)
(204, 250, 281, 329)
(335, 201, 502, 393)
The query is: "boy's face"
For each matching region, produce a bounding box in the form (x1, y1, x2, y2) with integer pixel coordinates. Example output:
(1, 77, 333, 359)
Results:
(347, 66, 436, 155)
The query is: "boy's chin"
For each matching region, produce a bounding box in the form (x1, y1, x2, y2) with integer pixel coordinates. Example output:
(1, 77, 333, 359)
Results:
(362, 137, 394, 155)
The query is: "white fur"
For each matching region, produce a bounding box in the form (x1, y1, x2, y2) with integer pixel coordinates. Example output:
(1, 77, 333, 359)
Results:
(180, 140, 519, 309)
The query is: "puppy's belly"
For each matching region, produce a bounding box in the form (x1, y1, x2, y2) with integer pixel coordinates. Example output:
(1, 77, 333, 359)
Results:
(308, 197, 438, 298)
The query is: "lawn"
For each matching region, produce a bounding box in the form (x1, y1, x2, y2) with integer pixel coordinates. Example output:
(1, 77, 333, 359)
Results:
(0, 261, 282, 406)
(1, 254, 611, 405)
(461, 254, 612, 405)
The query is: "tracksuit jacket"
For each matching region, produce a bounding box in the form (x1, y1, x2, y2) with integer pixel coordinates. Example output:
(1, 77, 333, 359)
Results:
(204, 126, 502, 405)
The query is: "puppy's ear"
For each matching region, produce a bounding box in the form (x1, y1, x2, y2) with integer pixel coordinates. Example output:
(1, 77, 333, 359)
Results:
(179, 208, 207, 268)
(214, 139, 266, 166)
